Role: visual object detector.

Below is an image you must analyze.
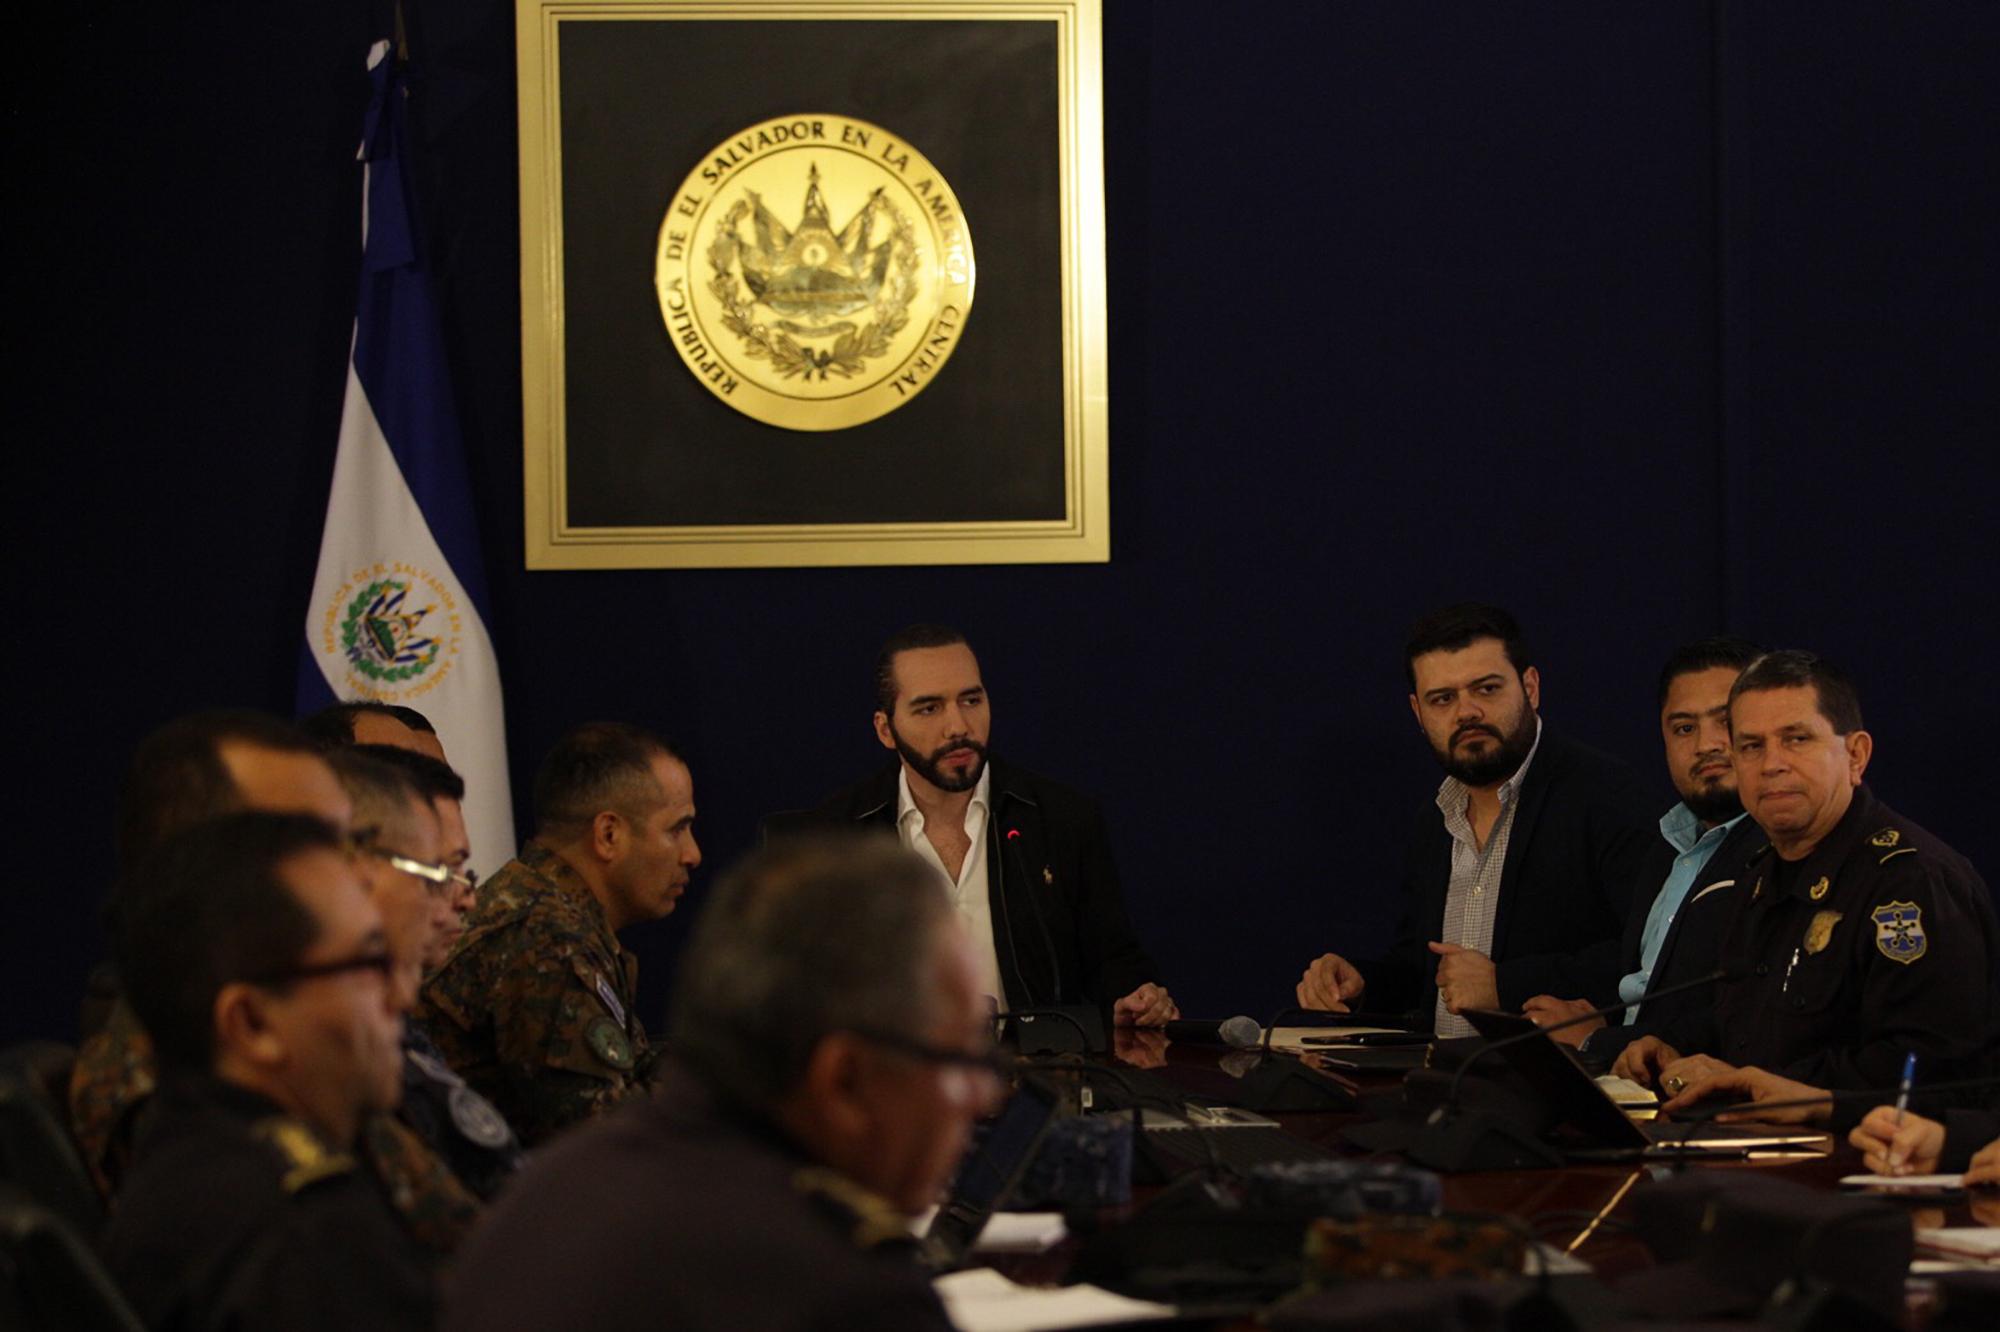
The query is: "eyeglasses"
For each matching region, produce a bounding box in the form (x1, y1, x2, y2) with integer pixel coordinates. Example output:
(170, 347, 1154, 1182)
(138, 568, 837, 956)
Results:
(845, 1026, 1013, 1080)
(345, 830, 457, 897)
(448, 865, 479, 895)
(249, 949, 398, 988)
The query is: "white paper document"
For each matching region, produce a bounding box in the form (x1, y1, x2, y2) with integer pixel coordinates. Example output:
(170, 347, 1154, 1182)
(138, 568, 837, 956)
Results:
(1594, 1075, 1659, 1107)
(908, 1209, 1069, 1254)
(1914, 1227, 2000, 1263)
(1837, 1172, 1965, 1190)
(933, 1268, 1175, 1332)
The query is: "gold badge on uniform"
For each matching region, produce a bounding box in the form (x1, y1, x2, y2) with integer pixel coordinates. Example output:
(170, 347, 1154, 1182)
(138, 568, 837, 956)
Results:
(1870, 829, 1901, 848)
(655, 114, 976, 431)
(1808, 876, 1830, 901)
(1803, 910, 1843, 956)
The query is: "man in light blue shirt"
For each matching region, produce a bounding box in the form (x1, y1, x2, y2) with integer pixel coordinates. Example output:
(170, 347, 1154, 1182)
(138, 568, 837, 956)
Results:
(1522, 638, 1765, 1059)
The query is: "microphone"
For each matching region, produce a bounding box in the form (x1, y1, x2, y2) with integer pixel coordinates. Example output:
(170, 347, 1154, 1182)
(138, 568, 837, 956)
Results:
(1155, 1016, 1262, 1048)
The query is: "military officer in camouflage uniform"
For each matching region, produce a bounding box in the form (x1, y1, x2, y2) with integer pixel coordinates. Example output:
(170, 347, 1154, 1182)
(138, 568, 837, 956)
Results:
(417, 722, 701, 1145)
(443, 835, 998, 1332)
(1618, 652, 1999, 1098)
(102, 814, 434, 1329)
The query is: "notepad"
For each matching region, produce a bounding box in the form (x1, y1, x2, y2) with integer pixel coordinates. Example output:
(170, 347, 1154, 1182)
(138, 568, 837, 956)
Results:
(1594, 1075, 1659, 1107)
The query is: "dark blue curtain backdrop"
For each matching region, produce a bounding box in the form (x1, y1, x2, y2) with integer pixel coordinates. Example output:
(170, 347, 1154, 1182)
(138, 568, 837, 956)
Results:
(8, 3, 1996, 1043)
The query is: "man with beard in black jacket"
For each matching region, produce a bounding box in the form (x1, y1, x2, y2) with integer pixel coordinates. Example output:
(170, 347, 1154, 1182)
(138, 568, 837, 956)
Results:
(767, 624, 1175, 1026)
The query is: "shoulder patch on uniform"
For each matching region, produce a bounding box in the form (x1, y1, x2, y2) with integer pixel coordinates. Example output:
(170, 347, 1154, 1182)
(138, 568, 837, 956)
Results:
(792, 1166, 913, 1251)
(1870, 828, 1901, 848)
(252, 1117, 356, 1194)
(584, 1016, 635, 1071)
(446, 1085, 515, 1150)
(1879, 847, 1916, 865)
(1870, 901, 1927, 964)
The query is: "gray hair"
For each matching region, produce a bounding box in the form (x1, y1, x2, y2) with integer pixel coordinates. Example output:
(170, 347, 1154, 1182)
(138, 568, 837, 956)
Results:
(668, 833, 954, 1110)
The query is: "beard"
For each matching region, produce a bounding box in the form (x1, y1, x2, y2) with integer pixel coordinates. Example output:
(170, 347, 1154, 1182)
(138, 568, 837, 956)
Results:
(1683, 779, 1745, 826)
(891, 724, 989, 794)
(1434, 708, 1538, 788)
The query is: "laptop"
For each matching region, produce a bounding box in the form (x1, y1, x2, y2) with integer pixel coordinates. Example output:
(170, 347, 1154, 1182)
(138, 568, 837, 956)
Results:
(922, 1073, 1064, 1269)
(1459, 1010, 1828, 1158)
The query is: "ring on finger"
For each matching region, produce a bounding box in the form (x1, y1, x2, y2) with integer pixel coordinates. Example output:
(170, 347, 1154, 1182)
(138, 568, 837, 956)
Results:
(1663, 1075, 1685, 1094)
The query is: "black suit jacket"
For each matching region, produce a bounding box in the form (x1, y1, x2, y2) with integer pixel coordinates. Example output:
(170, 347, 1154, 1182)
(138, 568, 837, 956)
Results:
(1369, 726, 1660, 1023)
(1579, 813, 1767, 1063)
(762, 758, 1160, 1009)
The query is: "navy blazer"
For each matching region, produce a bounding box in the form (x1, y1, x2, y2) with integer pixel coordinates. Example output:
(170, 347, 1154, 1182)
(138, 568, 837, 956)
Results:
(1367, 725, 1660, 1022)
(762, 757, 1160, 1009)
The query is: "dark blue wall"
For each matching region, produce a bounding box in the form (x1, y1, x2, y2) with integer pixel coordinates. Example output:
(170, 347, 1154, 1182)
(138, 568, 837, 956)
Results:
(9, 2, 1996, 1043)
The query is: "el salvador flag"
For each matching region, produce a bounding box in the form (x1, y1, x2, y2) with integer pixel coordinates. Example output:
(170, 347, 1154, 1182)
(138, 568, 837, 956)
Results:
(299, 40, 515, 875)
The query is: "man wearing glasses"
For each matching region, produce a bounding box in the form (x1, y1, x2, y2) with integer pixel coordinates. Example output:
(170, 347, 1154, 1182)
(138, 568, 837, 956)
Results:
(331, 750, 524, 1200)
(444, 836, 996, 1332)
(102, 812, 432, 1331)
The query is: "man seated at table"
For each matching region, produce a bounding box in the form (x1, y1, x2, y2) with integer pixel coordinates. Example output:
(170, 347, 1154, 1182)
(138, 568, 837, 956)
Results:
(102, 813, 432, 1330)
(766, 623, 1174, 1026)
(1615, 651, 1998, 1098)
(442, 835, 1000, 1331)
(1518, 637, 1766, 1058)
(1296, 604, 1657, 1035)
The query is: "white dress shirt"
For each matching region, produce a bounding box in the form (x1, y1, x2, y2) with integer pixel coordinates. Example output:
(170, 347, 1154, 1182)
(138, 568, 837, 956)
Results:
(896, 765, 1006, 1009)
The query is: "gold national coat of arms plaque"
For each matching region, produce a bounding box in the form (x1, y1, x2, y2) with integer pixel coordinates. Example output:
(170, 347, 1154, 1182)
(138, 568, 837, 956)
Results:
(655, 114, 977, 431)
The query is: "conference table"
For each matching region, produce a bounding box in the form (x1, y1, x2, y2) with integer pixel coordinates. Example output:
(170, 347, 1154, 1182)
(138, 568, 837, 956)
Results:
(983, 1035, 1993, 1326)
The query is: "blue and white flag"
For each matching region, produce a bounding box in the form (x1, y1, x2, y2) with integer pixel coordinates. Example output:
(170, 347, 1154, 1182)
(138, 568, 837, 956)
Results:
(300, 40, 514, 874)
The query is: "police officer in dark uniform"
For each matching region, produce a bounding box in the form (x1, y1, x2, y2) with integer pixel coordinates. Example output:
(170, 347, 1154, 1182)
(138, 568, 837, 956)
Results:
(444, 836, 1003, 1332)
(1618, 652, 1999, 1098)
(102, 814, 433, 1331)
(401, 1025, 523, 1197)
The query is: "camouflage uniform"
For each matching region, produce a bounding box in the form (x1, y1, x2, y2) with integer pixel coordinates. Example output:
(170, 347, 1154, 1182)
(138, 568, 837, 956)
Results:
(416, 841, 655, 1146)
(68, 998, 480, 1260)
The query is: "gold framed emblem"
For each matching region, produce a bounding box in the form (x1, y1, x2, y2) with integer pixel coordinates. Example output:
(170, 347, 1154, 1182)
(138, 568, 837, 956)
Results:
(517, 0, 1108, 568)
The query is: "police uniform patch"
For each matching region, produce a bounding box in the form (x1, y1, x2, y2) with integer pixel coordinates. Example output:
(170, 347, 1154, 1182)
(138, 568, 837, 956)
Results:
(447, 1085, 515, 1150)
(406, 1048, 464, 1088)
(585, 1016, 636, 1071)
(1803, 910, 1842, 956)
(1870, 901, 1927, 964)
(1871, 829, 1900, 848)
(593, 974, 628, 1028)
(1808, 876, 1831, 901)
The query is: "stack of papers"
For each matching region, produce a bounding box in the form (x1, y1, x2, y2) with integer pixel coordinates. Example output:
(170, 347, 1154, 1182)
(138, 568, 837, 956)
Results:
(909, 1209, 1068, 1254)
(1914, 1227, 2000, 1266)
(933, 1269, 1175, 1332)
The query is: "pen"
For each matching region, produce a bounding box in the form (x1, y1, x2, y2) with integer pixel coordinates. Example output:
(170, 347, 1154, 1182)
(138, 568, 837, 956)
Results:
(1893, 1052, 1916, 1125)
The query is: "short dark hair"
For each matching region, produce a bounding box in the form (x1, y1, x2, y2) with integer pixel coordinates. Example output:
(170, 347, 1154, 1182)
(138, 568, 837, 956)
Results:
(298, 701, 438, 747)
(1656, 636, 1765, 709)
(325, 749, 426, 849)
(532, 722, 678, 838)
(115, 813, 342, 1071)
(1729, 650, 1865, 735)
(873, 623, 973, 715)
(669, 833, 952, 1110)
(116, 711, 322, 870)
(350, 743, 466, 803)
(1402, 603, 1531, 689)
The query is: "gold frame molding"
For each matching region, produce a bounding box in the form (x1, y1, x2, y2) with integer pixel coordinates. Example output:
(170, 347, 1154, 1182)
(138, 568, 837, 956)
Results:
(516, 0, 1109, 569)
